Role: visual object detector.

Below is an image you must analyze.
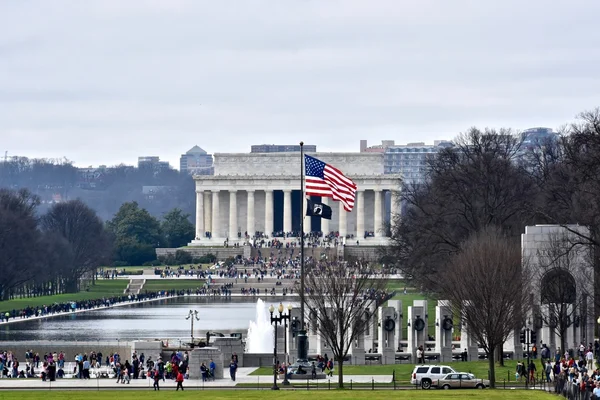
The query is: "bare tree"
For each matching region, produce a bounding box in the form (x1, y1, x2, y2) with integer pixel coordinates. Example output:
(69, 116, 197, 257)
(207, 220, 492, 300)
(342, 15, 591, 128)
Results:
(439, 227, 529, 388)
(386, 128, 536, 291)
(297, 260, 389, 388)
(529, 230, 594, 352)
(41, 199, 110, 292)
(0, 189, 43, 300)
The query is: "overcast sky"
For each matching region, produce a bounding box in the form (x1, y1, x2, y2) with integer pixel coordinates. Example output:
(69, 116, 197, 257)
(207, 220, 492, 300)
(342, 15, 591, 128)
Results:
(1, 0, 599, 168)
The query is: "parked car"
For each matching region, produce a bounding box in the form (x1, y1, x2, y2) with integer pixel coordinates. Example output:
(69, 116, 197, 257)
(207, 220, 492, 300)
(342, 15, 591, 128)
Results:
(410, 365, 456, 389)
(434, 372, 489, 389)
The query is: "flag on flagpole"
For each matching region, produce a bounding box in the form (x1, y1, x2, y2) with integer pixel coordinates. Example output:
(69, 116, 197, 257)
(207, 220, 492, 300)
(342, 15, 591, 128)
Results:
(306, 199, 332, 219)
(304, 154, 357, 212)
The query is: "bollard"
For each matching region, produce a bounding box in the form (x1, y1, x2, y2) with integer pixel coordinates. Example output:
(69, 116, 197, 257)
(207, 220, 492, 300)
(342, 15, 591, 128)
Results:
(503, 379, 506, 389)
(372, 377, 375, 390)
(350, 379, 353, 390)
(328, 379, 331, 390)
(307, 379, 309, 390)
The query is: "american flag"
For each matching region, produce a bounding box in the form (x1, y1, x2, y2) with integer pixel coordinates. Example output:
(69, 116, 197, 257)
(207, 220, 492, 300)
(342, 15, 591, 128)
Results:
(304, 154, 357, 212)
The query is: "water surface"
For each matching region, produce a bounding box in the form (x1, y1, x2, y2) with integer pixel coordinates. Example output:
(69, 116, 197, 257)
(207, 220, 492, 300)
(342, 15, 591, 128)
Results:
(0, 296, 291, 342)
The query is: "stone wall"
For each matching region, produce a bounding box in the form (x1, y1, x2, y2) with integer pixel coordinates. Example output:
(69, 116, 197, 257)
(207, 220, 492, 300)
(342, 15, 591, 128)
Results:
(243, 352, 285, 368)
(188, 347, 224, 379)
(156, 247, 244, 259)
(343, 245, 384, 262)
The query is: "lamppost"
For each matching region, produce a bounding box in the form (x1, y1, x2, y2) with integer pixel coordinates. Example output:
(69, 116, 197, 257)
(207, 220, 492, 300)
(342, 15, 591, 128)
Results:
(596, 317, 600, 361)
(269, 302, 292, 390)
(186, 310, 200, 344)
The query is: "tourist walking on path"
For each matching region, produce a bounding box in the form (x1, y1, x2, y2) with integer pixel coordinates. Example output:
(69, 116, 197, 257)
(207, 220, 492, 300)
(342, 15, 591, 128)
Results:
(326, 358, 334, 377)
(229, 358, 238, 381)
(153, 371, 160, 391)
(176, 371, 184, 390)
(200, 362, 208, 382)
(209, 359, 216, 381)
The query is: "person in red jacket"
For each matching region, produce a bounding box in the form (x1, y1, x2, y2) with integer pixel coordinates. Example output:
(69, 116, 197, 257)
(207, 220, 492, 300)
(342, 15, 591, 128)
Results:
(176, 371, 184, 391)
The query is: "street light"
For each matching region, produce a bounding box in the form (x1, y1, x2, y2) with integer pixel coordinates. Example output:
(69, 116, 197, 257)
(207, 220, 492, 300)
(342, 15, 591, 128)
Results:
(269, 303, 292, 390)
(186, 310, 200, 344)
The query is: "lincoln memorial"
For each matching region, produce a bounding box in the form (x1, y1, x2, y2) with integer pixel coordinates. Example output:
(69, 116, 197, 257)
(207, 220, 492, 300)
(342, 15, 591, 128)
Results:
(189, 152, 402, 246)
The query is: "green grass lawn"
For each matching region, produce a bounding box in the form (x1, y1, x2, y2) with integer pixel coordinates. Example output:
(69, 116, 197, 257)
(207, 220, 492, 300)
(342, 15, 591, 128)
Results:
(0, 390, 555, 400)
(250, 360, 527, 384)
(143, 279, 206, 292)
(0, 280, 129, 313)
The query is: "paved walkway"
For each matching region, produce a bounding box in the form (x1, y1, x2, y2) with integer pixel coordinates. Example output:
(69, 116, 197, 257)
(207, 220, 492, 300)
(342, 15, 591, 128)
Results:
(0, 367, 393, 389)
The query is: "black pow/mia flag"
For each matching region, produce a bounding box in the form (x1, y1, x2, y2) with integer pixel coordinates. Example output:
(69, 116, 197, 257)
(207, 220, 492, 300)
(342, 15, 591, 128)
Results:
(306, 199, 332, 220)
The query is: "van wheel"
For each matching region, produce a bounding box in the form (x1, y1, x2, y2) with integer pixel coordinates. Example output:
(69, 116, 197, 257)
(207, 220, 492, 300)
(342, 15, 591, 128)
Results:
(443, 384, 451, 390)
(421, 379, 432, 389)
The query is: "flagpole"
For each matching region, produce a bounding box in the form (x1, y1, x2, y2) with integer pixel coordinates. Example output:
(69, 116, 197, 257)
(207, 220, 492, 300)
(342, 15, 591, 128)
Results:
(300, 142, 305, 329)
(298, 141, 307, 363)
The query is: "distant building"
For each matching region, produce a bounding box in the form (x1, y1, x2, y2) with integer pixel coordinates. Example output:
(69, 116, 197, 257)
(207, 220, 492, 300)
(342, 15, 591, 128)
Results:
(521, 127, 558, 150)
(384, 141, 452, 183)
(250, 144, 317, 153)
(180, 145, 214, 175)
(138, 156, 170, 171)
(360, 140, 452, 183)
(360, 140, 395, 153)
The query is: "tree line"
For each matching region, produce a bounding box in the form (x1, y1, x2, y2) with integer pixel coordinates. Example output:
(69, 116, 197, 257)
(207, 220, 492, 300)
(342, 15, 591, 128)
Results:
(0, 189, 196, 300)
(0, 158, 195, 221)
(386, 108, 600, 387)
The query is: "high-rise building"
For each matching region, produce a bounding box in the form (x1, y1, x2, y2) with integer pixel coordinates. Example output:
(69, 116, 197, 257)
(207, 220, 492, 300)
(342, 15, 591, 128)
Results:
(180, 146, 214, 175)
(250, 144, 317, 153)
(384, 141, 452, 183)
(138, 156, 170, 171)
(521, 127, 558, 150)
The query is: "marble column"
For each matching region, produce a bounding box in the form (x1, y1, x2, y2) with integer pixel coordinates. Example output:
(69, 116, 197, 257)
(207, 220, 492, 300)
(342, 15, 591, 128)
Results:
(390, 190, 400, 232)
(228, 190, 237, 240)
(247, 190, 255, 236)
(283, 190, 292, 233)
(374, 189, 383, 237)
(356, 190, 365, 240)
(339, 201, 347, 239)
(211, 190, 220, 238)
(265, 190, 274, 236)
(195, 190, 204, 239)
(204, 192, 212, 236)
(321, 197, 329, 234)
(303, 197, 311, 234)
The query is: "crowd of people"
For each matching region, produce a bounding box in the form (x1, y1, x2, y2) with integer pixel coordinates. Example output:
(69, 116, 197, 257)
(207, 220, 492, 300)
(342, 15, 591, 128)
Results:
(0, 290, 182, 323)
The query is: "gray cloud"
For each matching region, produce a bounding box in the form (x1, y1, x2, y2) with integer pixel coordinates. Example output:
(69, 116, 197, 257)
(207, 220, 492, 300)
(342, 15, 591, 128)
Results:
(1, 0, 599, 167)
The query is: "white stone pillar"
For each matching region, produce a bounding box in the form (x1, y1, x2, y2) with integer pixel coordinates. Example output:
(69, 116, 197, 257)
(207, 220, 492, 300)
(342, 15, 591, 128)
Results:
(195, 190, 204, 239)
(228, 190, 237, 240)
(390, 190, 400, 234)
(265, 190, 274, 236)
(204, 192, 211, 236)
(374, 189, 383, 237)
(247, 190, 255, 236)
(339, 201, 347, 239)
(356, 190, 365, 240)
(283, 190, 292, 233)
(321, 197, 329, 234)
(211, 190, 220, 238)
(304, 197, 311, 234)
